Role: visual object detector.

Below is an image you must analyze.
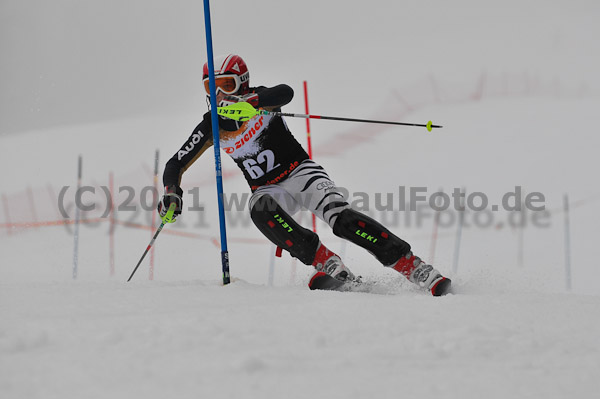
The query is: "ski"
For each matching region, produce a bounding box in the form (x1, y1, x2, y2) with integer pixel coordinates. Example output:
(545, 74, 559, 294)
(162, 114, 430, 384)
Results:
(309, 271, 453, 296)
(431, 277, 453, 296)
(308, 271, 362, 292)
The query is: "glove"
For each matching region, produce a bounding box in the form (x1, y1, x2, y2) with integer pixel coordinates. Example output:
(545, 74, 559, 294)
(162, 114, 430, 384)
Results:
(218, 93, 260, 130)
(157, 185, 183, 223)
(218, 93, 259, 108)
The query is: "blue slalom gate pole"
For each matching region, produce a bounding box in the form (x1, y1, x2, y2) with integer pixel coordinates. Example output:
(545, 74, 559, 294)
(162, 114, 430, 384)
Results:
(203, 0, 231, 285)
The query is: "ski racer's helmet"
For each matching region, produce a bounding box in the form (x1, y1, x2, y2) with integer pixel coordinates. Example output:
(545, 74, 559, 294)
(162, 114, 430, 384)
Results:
(202, 54, 250, 96)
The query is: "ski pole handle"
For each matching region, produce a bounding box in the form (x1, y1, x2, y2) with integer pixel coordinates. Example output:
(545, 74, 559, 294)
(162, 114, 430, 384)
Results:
(160, 201, 178, 223)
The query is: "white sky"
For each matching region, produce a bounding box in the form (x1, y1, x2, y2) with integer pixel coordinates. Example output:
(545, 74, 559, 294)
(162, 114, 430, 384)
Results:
(1, 0, 599, 134)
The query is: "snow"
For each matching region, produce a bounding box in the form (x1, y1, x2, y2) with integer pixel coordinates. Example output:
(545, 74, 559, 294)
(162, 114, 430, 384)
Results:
(3, 280, 600, 399)
(2, 0, 600, 398)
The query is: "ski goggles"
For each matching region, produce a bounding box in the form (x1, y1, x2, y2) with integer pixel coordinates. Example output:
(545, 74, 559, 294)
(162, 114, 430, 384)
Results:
(203, 73, 247, 95)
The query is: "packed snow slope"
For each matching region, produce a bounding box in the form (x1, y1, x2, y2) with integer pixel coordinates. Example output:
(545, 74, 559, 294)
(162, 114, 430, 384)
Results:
(2, 1, 600, 398)
(3, 280, 600, 399)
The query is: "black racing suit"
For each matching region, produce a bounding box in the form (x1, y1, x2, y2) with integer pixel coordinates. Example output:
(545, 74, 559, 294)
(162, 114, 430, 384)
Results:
(163, 85, 309, 191)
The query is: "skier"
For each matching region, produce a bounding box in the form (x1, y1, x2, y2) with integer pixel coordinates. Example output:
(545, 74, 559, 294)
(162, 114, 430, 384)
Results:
(158, 54, 451, 296)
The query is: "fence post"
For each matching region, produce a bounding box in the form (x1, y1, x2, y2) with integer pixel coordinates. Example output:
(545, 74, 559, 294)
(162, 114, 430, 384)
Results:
(2, 194, 11, 236)
(268, 244, 276, 286)
(563, 194, 572, 291)
(452, 188, 465, 275)
(27, 187, 39, 229)
(429, 187, 443, 264)
(150, 149, 159, 280)
(109, 171, 115, 277)
(73, 155, 82, 279)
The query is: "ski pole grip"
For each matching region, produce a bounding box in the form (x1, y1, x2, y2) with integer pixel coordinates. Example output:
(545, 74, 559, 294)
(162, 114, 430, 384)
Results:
(217, 102, 259, 121)
(161, 202, 177, 224)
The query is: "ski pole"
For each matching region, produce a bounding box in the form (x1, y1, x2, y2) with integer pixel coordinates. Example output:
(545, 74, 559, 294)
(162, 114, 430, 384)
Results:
(127, 203, 176, 282)
(217, 102, 442, 132)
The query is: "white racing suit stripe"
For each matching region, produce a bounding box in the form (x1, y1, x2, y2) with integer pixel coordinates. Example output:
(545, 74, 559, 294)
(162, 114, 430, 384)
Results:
(248, 159, 349, 228)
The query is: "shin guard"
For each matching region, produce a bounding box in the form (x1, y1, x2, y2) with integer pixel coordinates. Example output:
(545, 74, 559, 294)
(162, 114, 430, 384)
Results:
(332, 208, 411, 266)
(250, 195, 319, 265)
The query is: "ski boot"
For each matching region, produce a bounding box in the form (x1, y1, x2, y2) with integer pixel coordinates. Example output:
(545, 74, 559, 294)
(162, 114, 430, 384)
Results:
(308, 243, 358, 290)
(392, 252, 451, 296)
(311, 243, 355, 281)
